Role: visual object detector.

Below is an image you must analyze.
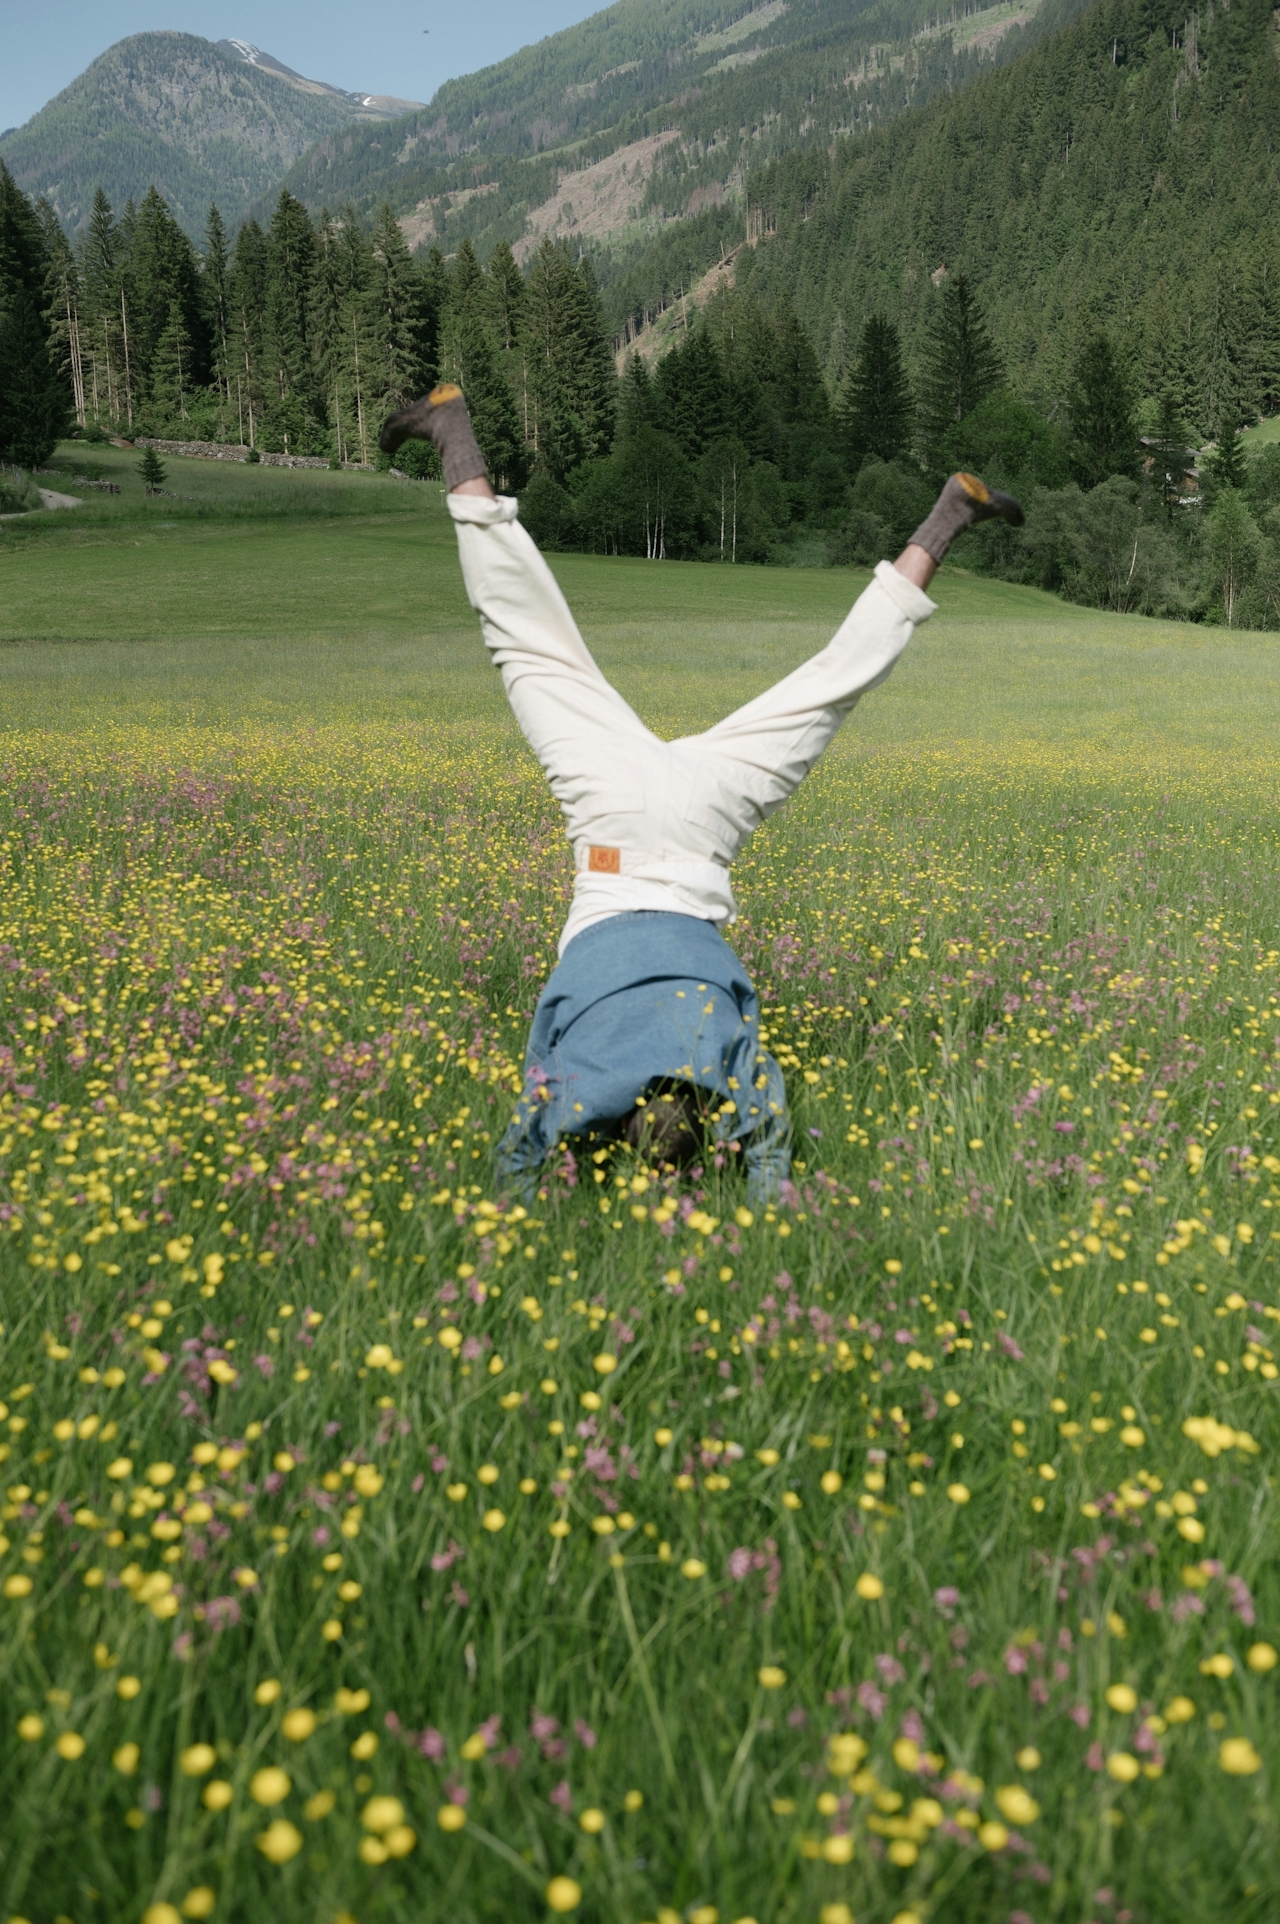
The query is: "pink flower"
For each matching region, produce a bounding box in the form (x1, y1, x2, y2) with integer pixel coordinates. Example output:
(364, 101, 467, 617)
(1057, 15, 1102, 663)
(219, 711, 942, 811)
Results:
(418, 1728, 446, 1761)
(574, 1719, 597, 1749)
(550, 1780, 573, 1812)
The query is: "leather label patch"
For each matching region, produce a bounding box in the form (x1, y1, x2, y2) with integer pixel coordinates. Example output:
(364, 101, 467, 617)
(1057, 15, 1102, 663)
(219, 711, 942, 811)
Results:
(588, 846, 621, 874)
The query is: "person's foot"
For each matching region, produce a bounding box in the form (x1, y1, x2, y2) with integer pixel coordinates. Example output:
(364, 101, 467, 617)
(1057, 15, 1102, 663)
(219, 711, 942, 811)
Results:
(378, 383, 488, 489)
(909, 471, 1024, 563)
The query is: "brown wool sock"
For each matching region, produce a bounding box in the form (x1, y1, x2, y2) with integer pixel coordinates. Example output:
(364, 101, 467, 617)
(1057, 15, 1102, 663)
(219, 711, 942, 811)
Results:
(378, 384, 488, 489)
(909, 471, 1025, 563)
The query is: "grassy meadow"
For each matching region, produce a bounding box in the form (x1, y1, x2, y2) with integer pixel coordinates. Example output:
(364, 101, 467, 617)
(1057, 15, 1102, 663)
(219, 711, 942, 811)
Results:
(2, 449, 1280, 1924)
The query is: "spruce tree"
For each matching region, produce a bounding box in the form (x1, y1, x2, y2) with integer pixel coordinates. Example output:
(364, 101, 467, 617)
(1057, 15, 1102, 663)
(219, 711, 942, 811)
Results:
(149, 305, 193, 427)
(1066, 332, 1136, 487)
(36, 203, 86, 430)
(838, 315, 912, 471)
(79, 188, 118, 426)
(137, 446, 167, 490)
(367, 204, 433, 415)
(264, 190, 320, 451)
(488, 241, 525, 351)
(0, 160, 68, 466)
(130, 186, 204, 394)
(916, 270, 1003, 469)
(618, 353, 655, 438)
(570, 256, 616, 464)
(654, 328, 728, 460)
(227, 220, 269, 448)
(201, 204, 230, 411)
(523, 239, 615, 480)
(449, 238, 485, 316)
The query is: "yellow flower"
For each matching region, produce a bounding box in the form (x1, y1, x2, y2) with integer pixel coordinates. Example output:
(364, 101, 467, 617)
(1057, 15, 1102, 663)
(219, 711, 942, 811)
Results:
(820, 1908, 855, 1924)
(304, 1790, 336, 1820)
(820, 1471, 843, 1495)
(350, 1730, 378, 1759)
(1105, 1684, 1138, 1713)
(254, 1679, 282, 1706)
(947, 1483, 971, 1504)
(623, 1789, 644, 1811)
(994, 1785, 1040, 1825)
(854, 1573, 883, 1600)
(281, 1708, 317, 1742)
(758, 1666, 787, 1689)
(1219, 1738, 1262, 1775)
(256, 1819, 303, 1864)
(593, 1352, 617, 1374)
(579, 1807, 605, 1833)
(1106, 1752, 1140, 1783)
(142, 1907, 181, 1924)
(17, 1714, 44, 1742)
(202, 1781, 233, 1811)
(56, 1732, 86, 1760)
(1015, 1747, 1042, 1771)
(827, 1732, 868, 1775)
(892, 1737, 919, 1771)
(680, 1559, 707, 1579)
(334, 1687, 371, 1713)
(545, 1878, 582, 1914)
(321, 1619, 343, 1641)
(4, 1574, 34, 1599)
(1247, 1643, 1278, 1673)
(437, 1802, 467, 1831)
(362, 1795, 405, 1833)
(1164, 1697, 1196, 1724)
(821, 1832, 855, 1864)
(248, 1766, 291, 1806)
(180, 1890, 216, 1920)
(179, 1743, 217, 1775)
(978, 1820, 1009, 1850)
(482, 1508, 506, 1532)
(117, 1676, 142, 1700)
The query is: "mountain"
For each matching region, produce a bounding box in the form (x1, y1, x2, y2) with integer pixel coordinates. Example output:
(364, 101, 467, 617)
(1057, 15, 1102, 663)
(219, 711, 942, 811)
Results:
(270, 0, 1093, 280)
(733, 0, 1280, 418)
(0, 33, 424, 238)
(215, 39, 422, 119)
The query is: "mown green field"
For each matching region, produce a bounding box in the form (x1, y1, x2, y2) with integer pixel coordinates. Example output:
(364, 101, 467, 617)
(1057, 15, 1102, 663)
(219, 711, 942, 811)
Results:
(2, 452, 1279, 1924)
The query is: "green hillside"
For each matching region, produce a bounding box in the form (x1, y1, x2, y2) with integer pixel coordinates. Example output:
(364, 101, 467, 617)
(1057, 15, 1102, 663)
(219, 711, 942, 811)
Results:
(0, 34, 396, 237)
(730, 0, 1280, 417)
(271, 0, 1092, 268)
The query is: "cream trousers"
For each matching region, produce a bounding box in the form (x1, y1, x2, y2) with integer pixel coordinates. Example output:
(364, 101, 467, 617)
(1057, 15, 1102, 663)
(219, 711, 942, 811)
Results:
(448, 492, 937, 956)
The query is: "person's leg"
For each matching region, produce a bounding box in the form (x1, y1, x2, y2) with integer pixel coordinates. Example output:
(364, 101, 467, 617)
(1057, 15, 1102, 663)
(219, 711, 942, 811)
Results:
(385, 386, 659, 798)
(677, 474, 1022, 832)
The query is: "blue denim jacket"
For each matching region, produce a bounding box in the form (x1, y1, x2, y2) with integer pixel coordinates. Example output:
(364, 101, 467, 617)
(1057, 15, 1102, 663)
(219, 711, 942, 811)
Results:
(495, 912, 791, 1204)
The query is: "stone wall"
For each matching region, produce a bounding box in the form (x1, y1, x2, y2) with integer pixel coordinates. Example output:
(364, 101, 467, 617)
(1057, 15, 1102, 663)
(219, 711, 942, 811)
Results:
(132, 439, 374, 472)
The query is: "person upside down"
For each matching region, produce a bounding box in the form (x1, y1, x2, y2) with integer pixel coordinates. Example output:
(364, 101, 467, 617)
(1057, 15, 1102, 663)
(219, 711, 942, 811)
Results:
(380, 386, 1022, 1204)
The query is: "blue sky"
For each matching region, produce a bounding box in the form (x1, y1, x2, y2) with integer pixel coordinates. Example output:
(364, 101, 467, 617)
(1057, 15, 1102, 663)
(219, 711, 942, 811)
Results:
(2, 0, 607, 134)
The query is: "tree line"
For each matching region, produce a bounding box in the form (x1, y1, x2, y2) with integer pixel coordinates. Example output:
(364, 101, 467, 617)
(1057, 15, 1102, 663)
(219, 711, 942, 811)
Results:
(3, 154, 1276, 626)
(0, 158, 614, 488)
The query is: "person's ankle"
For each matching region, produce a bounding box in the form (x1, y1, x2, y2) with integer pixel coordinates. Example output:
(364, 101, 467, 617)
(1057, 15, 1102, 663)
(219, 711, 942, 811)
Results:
(451, 475, 496, 501)
(893, 543, 936, 591)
